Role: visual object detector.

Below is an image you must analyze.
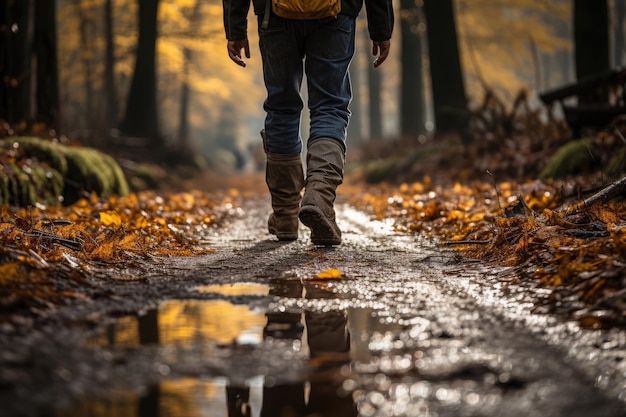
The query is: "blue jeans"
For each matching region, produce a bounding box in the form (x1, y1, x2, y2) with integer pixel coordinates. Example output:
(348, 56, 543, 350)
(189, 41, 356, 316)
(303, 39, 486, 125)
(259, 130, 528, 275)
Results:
(258, 14, 356, 155)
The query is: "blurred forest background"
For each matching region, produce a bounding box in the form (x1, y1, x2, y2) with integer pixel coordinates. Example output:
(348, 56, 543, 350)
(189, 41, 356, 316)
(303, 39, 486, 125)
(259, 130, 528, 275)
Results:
(1, 0, 625, 178)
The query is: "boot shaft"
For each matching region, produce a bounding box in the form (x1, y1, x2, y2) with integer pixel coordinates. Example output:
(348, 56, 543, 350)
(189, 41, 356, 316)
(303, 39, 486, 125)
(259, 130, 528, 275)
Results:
(299, 137, 345, 245)
(305, 137, 345, 187)
(266, 151, 304, 210)
(302, 137, 345, 216)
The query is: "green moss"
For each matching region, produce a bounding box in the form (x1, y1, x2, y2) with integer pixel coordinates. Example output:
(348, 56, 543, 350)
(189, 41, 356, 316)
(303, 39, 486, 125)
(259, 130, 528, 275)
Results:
(0, 137, 129, 207)
(0, 137, 69, 174)
(539, 138, 598, 179)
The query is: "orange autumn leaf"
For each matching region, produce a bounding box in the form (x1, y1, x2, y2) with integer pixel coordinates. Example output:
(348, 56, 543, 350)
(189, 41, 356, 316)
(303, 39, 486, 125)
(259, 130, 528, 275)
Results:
(315, 268, 343, 280)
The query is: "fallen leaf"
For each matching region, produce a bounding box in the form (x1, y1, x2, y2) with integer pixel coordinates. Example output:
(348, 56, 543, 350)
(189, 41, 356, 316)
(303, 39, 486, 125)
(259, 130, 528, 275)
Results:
(316, 268, 343, 280)
(99, 210, 122, 227)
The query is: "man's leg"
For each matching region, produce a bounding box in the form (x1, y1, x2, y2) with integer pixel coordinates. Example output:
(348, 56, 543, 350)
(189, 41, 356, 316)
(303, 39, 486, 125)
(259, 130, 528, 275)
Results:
(299, 15, 356, 246)
(258, 16, 306, 155)
(258, 18, 307, 239)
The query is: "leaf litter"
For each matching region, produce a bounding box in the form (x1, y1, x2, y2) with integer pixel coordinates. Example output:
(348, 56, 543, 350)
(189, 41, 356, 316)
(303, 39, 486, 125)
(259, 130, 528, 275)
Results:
(0, 189, 238, 318)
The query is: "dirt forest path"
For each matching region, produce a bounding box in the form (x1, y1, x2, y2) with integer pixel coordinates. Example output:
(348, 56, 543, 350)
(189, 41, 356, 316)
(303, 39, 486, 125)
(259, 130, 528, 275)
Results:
(2, 182, 626, 416)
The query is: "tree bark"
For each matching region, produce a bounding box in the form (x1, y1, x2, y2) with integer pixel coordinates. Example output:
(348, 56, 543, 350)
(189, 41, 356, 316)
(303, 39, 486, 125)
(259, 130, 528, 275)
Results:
(615, 0, 625, 67)
(119, 0, 161, 145)
(76, 3, 94, 132)
(400, 0, 425, 137)
(103, 0, 118, 134)
(178, 51, 191, 148)
(0, 0, 34, 125)
(177, 0, 202, 152)
(573, 0, 610, 104)
(347, 38, 363, 142)
(34, 0, 59, 129)
(368, 63, 382, 139)
(423, 0, 468, 133)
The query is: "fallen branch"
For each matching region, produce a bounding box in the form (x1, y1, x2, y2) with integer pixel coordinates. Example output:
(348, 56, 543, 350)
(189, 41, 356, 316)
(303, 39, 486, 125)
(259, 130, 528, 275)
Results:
(563, 175, 626, 215)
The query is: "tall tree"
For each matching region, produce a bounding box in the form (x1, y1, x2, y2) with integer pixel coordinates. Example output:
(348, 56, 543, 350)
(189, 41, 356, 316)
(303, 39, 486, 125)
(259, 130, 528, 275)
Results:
(76, 1, 95, 131)
(347, 43, 363, 142)
(119, 0, 161, 145)
(1, 0, 33, 126)
(368, 63, 383, 139)
(0, 0, 59, 130)
(400, 0, 425, 137)
(615, 0, 625, 66)
(34, 0, 59, 129)
(423, 0, 467, 133)
(573, 0, 610, 104)
(103, 0, 118, 133)
(177, 0, 202, 152)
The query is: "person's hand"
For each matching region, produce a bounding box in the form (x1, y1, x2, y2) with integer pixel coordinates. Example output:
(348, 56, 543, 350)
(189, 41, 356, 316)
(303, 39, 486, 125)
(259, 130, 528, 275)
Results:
(227, 39, 250, 67)
(372, 40, 391, 68)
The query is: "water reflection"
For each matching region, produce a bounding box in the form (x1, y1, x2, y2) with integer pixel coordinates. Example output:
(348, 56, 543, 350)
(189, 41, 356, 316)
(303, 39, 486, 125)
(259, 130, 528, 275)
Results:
(66, 281, 357, 417)
(86, 298, 267, 347)
(235, 279, 357, 417)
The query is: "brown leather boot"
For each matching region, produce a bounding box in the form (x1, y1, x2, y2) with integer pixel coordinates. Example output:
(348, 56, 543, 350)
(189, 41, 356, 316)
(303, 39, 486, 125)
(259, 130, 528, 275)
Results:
(299, 138, 345, 246)
(266, 151, 304, 241)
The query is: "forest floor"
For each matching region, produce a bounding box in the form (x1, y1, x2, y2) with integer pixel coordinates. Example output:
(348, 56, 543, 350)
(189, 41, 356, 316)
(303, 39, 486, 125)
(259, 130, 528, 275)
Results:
(2, 113, 626, 415)
(1, 183, 626, 417)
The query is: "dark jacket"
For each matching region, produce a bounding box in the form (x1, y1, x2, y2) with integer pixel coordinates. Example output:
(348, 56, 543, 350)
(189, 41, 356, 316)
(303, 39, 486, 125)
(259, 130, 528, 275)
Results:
(223, 0, 394, 43)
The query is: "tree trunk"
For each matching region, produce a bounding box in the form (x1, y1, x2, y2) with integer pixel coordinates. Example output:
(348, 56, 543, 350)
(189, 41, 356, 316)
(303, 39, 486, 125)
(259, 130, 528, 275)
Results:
(348, 17, 369, 142)
(573, 0, 610, 104)
(400, 0, 425, 137)
(103, 0, 118, 134)
(0, 0, 34, 125)
(615, 0, 625, 67)
(423, 0, 468, 133)
(368, 63, 382, 139)
(119, 0, 161, 146)
(347, 44, 363, 142)
(178, 48, 191, 148)
(77, 3, 94, 132)
(34, 0, 59, 129)
(177, 0, 202, 152)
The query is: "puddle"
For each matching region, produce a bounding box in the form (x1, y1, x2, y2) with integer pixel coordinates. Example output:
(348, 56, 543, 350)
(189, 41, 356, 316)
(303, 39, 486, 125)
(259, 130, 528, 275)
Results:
(61, 377, 263, 417)
(59, 373, 359, 417)
(53, 278, 625, 417)
(196, 282, 270, 296)
(65, 281, 361, 417)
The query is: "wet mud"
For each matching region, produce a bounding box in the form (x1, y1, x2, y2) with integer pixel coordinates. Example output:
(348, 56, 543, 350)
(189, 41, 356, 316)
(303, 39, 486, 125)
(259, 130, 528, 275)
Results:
(1, 198, 626, 417)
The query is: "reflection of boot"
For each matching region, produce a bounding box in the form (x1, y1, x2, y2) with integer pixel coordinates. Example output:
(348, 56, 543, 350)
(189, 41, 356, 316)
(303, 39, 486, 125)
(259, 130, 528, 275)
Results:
(261, 384, 306, 417)
(265, 147, 304, 241)
(265, 280, 304, 340)
(299, 138, 345, 246)
(305, 285, 355, 417)
(227, 386, 251, 417)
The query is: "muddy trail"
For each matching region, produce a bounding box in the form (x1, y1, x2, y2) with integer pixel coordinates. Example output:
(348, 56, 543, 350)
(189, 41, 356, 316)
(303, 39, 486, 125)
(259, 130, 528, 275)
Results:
(2, 196, 626, 417)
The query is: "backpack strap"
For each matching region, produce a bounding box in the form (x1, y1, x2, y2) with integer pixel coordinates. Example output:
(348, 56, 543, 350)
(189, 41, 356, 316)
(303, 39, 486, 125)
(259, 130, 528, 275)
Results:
(261, 0, 271, 29)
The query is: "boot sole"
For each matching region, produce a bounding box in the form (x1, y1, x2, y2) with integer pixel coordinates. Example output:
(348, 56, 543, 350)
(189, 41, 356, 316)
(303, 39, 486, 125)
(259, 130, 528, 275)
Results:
(268, 227, 298, 241)
(274, 233, 298, 241)
(299, 206, 341, 246)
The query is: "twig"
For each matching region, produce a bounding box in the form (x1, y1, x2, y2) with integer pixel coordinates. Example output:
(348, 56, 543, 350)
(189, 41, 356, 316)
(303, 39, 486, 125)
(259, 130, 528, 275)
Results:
(563, 175, 626, 215)
(444, 238, 493, 245)
(486, 170, 503, 215)
(25, 229, 83, 250)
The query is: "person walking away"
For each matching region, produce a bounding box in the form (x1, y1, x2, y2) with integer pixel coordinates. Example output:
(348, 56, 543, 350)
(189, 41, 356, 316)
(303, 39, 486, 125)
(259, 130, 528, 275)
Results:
(223, 0, 394, 245)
